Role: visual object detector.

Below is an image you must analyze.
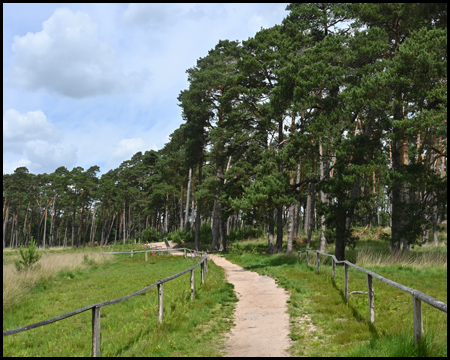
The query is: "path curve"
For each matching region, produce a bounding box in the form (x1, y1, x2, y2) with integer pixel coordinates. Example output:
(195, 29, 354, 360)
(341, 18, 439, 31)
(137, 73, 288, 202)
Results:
(211, 255, 291, 357)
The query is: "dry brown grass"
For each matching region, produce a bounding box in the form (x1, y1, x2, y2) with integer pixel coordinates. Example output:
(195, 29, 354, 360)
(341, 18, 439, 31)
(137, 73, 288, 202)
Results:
(356, 245, 447, 269)
(3, 251, 111, 310)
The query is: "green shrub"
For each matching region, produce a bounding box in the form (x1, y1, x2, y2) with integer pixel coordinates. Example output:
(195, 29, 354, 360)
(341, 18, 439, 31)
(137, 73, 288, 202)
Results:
(199, 222, 212, 245)
(14, 238, 41, 272)
(142, 227, 161, 243)
(166, 229, 193, 244)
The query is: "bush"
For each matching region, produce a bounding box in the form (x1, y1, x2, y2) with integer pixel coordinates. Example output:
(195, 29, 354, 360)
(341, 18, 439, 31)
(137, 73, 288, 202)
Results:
(14, 238, 41, 272)
(142, 227, 161, 243)
(166, 229, 193, 244)
(200, 222, 213, 245)
(228, 227, 264, 241)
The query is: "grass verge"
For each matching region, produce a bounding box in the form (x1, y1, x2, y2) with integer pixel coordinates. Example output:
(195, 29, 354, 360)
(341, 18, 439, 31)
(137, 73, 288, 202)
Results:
(223, 238, 447, 357)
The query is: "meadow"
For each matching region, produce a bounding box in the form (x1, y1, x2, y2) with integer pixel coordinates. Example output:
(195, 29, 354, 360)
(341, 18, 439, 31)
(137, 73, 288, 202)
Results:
(3, 249, 237, 357)
(3, 225, 447, 357)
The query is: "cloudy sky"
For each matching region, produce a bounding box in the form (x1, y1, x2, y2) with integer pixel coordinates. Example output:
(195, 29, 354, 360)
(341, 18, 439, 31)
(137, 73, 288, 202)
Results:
(3, 3, 289, 175)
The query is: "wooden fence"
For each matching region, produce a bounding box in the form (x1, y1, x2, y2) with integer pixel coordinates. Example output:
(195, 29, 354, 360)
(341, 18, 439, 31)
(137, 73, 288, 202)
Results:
(298, 250, 447, 344)
(3, 248, 208, 357)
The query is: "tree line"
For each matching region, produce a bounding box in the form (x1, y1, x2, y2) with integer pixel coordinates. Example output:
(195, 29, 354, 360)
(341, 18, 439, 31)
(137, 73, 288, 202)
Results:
(3, 4, 447, 260)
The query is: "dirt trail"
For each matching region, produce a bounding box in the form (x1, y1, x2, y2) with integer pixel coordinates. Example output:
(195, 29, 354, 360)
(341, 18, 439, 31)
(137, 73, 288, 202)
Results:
(211, 255, 291, 357)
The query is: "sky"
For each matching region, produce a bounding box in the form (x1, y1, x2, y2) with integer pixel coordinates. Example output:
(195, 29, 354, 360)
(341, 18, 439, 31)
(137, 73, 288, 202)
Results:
(3, 3, 289, 176)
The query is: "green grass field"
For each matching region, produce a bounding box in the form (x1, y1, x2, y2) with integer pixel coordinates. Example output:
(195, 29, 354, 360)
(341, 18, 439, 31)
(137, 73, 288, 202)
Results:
(3, 252, 237, 357)
(3, 226, 447, 357)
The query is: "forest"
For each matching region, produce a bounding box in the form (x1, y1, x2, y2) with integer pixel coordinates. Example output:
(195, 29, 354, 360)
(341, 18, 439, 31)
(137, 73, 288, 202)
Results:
(3, 4, 447, 260)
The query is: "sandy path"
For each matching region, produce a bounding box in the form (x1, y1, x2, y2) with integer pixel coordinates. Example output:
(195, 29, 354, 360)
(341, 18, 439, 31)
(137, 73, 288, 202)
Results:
(211, 255, 291, 357)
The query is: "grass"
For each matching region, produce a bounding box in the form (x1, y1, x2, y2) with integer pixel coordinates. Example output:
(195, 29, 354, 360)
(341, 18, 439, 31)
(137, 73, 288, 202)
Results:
(3, 251, 111, 310)
(3, 226, 447, 357)
(222, 230, 447, 357)
(3, 252, 237, 357)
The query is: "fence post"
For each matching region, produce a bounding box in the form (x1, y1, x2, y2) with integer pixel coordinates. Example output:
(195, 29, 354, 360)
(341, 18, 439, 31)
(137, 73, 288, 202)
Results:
(344, 263, 349, 299)
(306, 251, 309, 266)
(92, 306, 101, 357)
(201, 261, 205, 284)
(145, 251, 148, 262)
(316, 252, 320, 274)
(158, 283, 163, 323)
(367, 274, 375, 323)
(131, 249, 133, 258)
(413, 295, 423, 344)
(332, 258, 335, 281)
(190, 269, 195, 300)
(298, 251, 301, 264)
(184, 249, 187, 258)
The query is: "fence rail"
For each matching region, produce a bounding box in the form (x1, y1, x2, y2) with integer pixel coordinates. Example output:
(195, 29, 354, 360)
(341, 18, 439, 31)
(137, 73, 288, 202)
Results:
(3, 248, 208, 357)
(299, 250, 447, 344)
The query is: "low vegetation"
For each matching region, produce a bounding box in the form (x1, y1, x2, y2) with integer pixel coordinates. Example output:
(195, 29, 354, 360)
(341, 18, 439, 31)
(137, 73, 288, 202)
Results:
(3, 225, 447, 357)
(3, 249, 111, 310)
(3, 251, 237, 357)
(222, 229, 447, 357)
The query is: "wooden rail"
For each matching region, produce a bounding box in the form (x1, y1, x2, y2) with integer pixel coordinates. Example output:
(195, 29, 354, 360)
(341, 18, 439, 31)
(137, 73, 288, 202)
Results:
(298, 250, 447, 344)
(3, 248, 208, 357)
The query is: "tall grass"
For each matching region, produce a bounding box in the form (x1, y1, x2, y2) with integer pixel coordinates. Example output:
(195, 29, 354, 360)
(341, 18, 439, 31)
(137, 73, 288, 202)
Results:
(3, 251, 111, 310)
(356, 245, 447, 268)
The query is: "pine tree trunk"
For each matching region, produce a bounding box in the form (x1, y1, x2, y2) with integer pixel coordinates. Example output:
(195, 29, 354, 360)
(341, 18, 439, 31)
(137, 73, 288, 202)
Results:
(267, 212, 275, 254)
(180, 184, 184, 230)
(194, 162, 202, 250)
(287, 204, 295, 254)
(212, 163, 223, 251)
(3, 203, 9, 249)
(276, 206, 283, 253)
(42, 198, 50, 249)
(319, 142, 327, 252)
(184, 167, 192, 231)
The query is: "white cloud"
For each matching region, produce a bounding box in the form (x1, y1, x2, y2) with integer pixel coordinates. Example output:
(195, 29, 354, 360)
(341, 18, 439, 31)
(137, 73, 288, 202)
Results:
(107, 138, 145, 169)
(122, 3, 173, 29)
(3, 109, 60, 153)
(9, 7, 149, 98)
(3, 109, 77, 174)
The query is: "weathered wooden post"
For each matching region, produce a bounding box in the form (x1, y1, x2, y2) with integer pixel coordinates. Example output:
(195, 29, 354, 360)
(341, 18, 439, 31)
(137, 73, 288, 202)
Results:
(158, 283, 163, 323)
(332, 257, 335, 281)
(92, 306, 101, 357)
(298, 251, 301, 264)
(184, 249, 187, 258)
(413, 295, 423, 344)
(316, 252, 320, 274)
(201, 261, 205, 284)
(367, 274, 375, 323)
(131, 249, 133, 258)
(145, 251, 148, 262)
(306, 251, 309, 266)
(344, 263, 349, 299)
(190, 269, 195, 300)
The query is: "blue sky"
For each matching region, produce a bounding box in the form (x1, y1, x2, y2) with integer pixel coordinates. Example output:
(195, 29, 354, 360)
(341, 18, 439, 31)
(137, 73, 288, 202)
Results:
(3, 3, 289, 175)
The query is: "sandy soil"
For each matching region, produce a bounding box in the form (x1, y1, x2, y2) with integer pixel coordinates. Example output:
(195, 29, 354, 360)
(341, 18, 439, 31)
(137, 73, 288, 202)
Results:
(211, 255, 292, 357)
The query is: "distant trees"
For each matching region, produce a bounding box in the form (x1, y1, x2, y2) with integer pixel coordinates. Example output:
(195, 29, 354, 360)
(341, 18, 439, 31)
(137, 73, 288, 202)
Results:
(3, 3, 447, 259)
